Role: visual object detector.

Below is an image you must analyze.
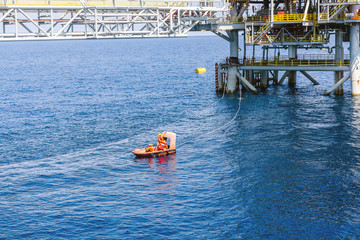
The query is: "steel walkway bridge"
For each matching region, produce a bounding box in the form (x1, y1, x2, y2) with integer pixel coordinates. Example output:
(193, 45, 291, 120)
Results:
(0, 0, 225, 40)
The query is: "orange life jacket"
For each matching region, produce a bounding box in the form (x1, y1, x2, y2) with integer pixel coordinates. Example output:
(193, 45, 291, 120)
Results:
(157, 142, 167, 151)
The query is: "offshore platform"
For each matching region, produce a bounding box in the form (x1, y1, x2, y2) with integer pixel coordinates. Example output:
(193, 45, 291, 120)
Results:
(196, 0, 360, 96)
(0, 0, 358, 95)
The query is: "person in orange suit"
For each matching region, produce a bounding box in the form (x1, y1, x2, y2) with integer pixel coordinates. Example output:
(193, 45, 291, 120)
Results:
(156, 133, 167, 151)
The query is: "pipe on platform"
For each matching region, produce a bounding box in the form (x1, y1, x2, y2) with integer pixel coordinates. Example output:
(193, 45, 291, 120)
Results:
(270, 0, 274, 22)
(218, 69, 224, 91)
(226, 30, 239, 93)
(334, 71, 344, 95)
(229, 30, 239, 62)
(350, 5, 360, 96)
(300, 71, 319, 85)
(324, 73, 350, 96)
(302, 0, 310, 21)
(273, 70, 279, 84)
(278, 71, 290, 85)
(231, 68, 258, 94)
(260, 71, 268, 90)
(288, 46, 297, 86)
(227, 66, 237, 93)
(350, 26, 360, 96)
(334, 30, 344, 95)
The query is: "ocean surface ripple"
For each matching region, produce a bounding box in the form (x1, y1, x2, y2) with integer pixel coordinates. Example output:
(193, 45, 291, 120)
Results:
(0, 36, 360, 239)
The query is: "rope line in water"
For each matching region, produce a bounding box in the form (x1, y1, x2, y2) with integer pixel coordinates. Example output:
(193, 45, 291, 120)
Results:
(109, 81, 228, 147)
(0, 86, 228, 169)
(178, 87, 242, 148)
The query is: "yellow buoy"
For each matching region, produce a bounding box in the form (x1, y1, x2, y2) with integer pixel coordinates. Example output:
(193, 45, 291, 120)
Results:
(195, 68, 206, 74)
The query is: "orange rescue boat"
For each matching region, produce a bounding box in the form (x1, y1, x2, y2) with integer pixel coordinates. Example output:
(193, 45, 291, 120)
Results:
(132, 131, 176, 158)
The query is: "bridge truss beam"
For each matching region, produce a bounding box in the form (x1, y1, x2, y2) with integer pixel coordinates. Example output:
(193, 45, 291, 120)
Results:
(0, 2, 225, 40)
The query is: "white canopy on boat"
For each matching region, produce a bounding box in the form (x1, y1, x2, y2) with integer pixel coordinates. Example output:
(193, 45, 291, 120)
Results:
(162, 131, 176, 149)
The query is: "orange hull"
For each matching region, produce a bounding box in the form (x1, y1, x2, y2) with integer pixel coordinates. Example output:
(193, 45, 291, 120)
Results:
(132, 148, 176, 158)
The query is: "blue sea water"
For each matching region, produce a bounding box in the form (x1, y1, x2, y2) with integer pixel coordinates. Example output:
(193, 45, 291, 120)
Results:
(0, 35, 360, 239)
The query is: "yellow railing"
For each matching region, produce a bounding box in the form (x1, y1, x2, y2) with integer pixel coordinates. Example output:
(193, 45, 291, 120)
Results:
(210, 10, 350, 25)
(273, 13, 316, 22)
(245, 15, 266, 23)
(254, 20, 270, 36)
(246, 13, 317, 23)
(247, 32, 327, 44)
(278, 54, 351, 61)
(250, 20, 271, 43)
(0, 0, 187, 7)
(258, 34, 327, 44)
(239, 58, 350, 67)
(330, 0, 347, 15)
(319, 13, 328, 20)
(319, 0, 348, 20)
